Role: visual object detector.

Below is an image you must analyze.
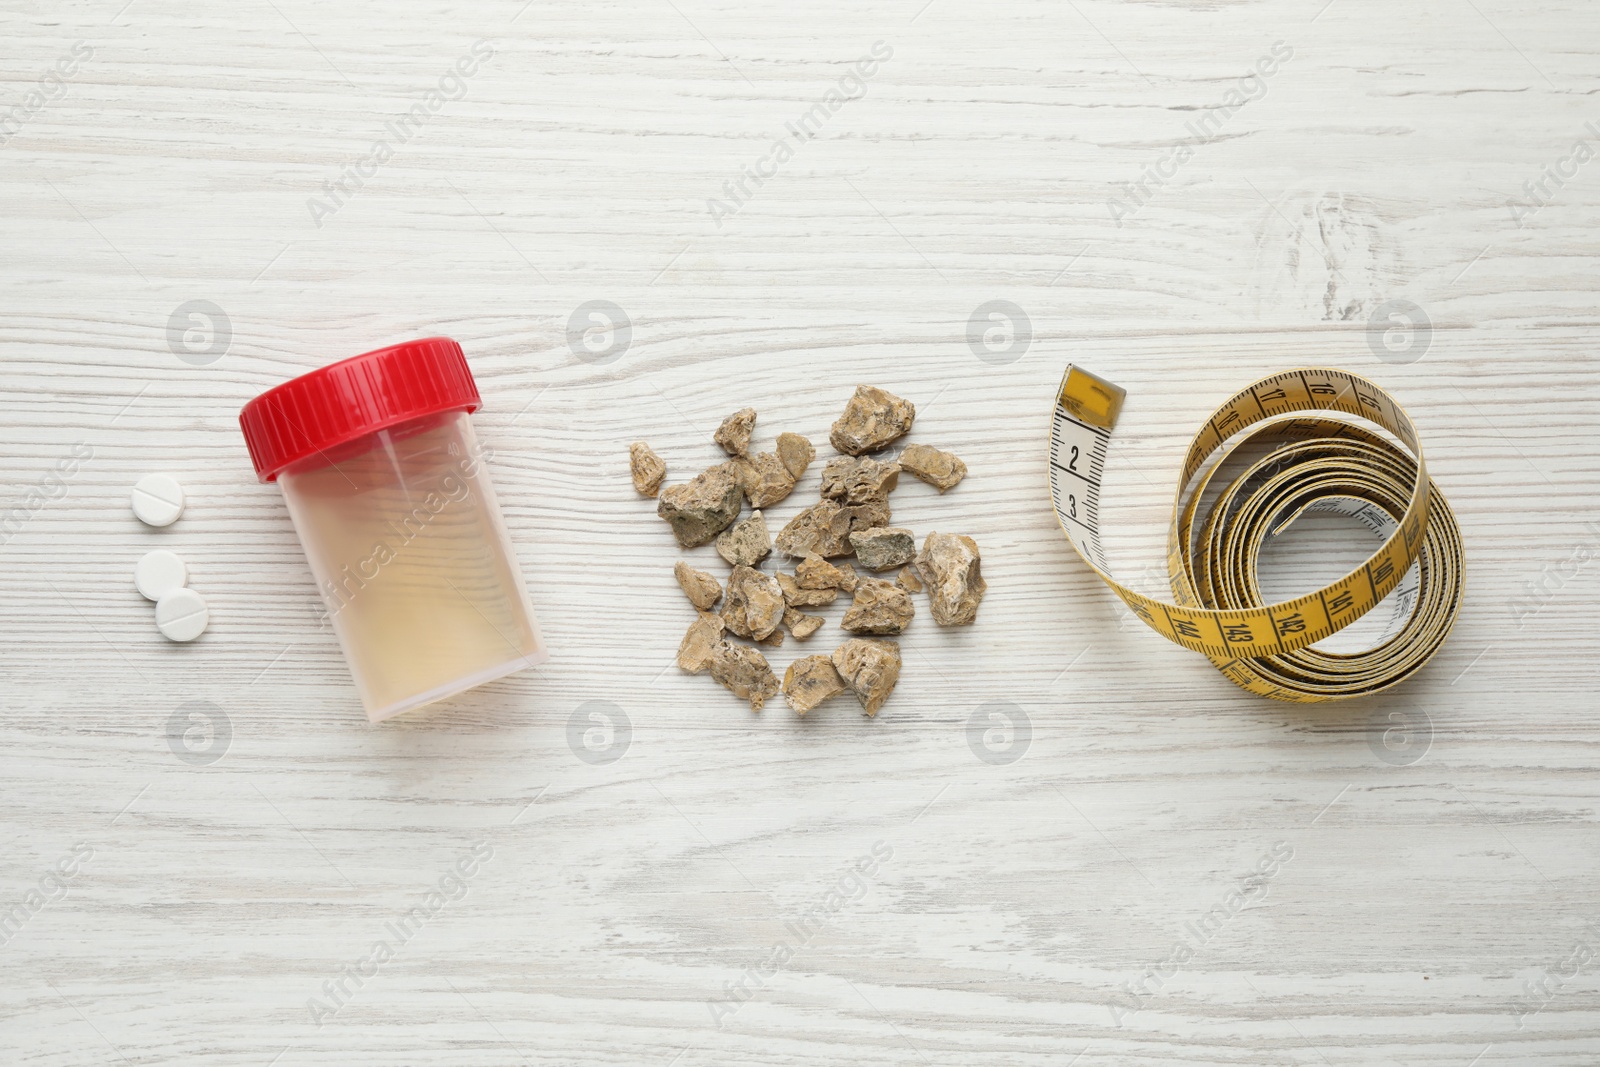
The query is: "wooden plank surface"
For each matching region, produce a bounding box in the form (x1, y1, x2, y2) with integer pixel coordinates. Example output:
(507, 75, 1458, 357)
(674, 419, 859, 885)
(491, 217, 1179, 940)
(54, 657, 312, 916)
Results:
(3, 1, 1599, 1063)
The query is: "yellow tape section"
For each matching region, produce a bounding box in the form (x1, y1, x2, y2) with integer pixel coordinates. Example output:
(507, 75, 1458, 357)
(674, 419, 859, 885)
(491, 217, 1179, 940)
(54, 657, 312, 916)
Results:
(1048, 366, 1464, 702)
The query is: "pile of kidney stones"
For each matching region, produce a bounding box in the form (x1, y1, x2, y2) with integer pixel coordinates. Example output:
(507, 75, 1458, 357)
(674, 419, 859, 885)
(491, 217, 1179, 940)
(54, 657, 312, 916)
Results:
(630, 385, 985, 717)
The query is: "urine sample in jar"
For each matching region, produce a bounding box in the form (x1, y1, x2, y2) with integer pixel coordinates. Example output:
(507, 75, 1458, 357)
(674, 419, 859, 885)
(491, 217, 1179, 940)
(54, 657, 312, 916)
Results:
(239, 338, 547, 722)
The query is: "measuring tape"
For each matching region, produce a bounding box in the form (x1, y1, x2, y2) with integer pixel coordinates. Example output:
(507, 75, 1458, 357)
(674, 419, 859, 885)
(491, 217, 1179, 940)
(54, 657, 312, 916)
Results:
(1048, 365, 1464, 702)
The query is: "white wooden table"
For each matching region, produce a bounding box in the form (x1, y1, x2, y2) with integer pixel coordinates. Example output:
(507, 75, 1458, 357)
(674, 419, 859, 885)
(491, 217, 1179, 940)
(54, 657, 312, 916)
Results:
(4, 1, 1599, 1063)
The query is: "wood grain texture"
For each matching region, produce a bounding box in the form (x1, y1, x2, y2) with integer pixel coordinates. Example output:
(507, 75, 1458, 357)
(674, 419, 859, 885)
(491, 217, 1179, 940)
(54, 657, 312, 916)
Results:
(3, 0, 1600, 1063)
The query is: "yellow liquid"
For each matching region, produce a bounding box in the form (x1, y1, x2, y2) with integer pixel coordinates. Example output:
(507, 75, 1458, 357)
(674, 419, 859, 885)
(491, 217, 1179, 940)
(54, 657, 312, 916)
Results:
(280, 413, 546, 721)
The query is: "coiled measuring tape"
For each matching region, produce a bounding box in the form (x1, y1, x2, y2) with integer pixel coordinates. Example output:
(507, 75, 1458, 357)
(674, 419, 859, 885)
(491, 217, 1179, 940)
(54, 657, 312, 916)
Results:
(1048, 365, 1464, 702)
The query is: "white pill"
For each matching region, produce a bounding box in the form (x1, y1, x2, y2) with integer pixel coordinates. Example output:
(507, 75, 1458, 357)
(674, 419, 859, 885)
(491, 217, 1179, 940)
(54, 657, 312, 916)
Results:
(155, 588, 209, 642)
(135, 549, 188, 601)
(132, 473, 185, 527)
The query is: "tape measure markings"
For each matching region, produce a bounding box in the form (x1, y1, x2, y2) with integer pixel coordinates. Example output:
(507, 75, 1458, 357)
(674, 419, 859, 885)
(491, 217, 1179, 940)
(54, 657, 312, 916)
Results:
(1047, 364, 1463, 702)
(1050, 409, 1110, 570)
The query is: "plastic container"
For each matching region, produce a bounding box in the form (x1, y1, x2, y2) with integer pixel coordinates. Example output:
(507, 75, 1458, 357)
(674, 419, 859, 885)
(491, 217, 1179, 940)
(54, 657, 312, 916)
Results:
(239, 338, 547, 722)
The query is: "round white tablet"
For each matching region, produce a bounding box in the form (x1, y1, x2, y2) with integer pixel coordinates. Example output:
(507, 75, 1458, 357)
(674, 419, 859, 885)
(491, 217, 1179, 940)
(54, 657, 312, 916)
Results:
(155, 588, 209, 642)
(132, 473, 185, 527)
(135, 549, 188, 601)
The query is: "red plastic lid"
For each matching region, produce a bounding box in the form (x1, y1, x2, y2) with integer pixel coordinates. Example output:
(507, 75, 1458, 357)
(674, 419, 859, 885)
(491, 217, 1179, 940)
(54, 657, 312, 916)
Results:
(239, 337, 481, 482)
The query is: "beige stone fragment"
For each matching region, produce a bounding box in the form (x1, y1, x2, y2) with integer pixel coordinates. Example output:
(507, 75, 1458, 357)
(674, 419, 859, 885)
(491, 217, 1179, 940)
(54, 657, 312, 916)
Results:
(733, 452, 797, 509)
(709, 641, 780, 711)
(674, 561, 723, 611)
(776, 432, 816, 481)
(898, 444, 967, 492)
(820, 456, 901, 504)
(657, 462, 743, 548)
(916, 532, 987, 626)
(849, 526, 917, 572)
(784, 607, 826, 640)
(714, 408, 757, 457)
(830, 385, 916, 456)
(835, 562, 859, 593)
(629, 441, 667, 497)
(897, 566, 924, 594)
(722, 565, 785, 640)
(716, 510, 771, 567)
(841, 577, 915, 635)
(783, 655, 847, 716)
(774, 500, 853, 558)
(757, 627, 785, 648)
(777, 572, 839, 609)
(831, 638, 902, 717)
(843, 499, 893, 537)
(676, 612, 725, 674)
(796, 552, 851, 590)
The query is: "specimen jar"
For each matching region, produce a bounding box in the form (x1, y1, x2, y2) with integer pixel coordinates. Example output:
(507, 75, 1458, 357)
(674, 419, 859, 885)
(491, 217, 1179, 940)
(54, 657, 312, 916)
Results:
(240, 337, 547, 721)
